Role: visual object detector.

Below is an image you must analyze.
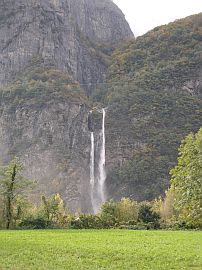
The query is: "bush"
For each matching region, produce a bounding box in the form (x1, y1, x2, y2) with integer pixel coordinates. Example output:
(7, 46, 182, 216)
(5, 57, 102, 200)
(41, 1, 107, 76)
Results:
(100, 200, 118, 228)
(138, 203, 161, 224)
(70, 214, 103, 229)
(19, 217, 54, 229)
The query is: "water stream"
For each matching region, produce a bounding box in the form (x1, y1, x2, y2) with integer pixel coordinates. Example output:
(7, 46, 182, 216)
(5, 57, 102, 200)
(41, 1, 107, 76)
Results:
(98, 108, 106, 204)
(89, 108, 106, 213)
(90, 131, 95, 210)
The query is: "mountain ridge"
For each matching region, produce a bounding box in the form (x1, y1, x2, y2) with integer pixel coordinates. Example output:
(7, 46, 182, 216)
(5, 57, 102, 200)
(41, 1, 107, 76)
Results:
(0, 5, 201, 211)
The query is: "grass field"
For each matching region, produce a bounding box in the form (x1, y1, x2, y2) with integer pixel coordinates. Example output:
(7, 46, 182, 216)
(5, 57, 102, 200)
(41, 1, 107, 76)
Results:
(0, 230, 201, 270)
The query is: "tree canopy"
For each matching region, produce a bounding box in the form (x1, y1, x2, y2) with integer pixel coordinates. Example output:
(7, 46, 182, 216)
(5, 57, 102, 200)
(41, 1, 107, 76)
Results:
(170, 128, 202, 227)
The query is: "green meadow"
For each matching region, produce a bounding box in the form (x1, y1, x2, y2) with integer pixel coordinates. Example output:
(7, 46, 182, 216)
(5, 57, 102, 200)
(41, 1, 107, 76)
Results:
(0, 230, 201, 270)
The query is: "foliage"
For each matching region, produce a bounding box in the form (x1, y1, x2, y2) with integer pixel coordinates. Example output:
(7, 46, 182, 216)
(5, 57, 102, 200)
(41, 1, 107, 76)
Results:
(0, 230, 201, 269)
(107, 147, 172, 201)
(107, 13, 202, 91)
(41, 194, 66, 225)
(19, 193, 68, 229)
(100, 200, 118, 227)
(0, 157, 33, 229)
(70, 214, 103, 229)
(116, 198, 139, 223)
(169, 128, 202, 227)
(138, 203, 161, 228)
(94, 13, 202, 202)
(153, 189, 175, 222)
(19, 217, 52, 229)
(0, 67, 88, 109)
(99, 198, 139, 228)
(0, 196, 4, 228)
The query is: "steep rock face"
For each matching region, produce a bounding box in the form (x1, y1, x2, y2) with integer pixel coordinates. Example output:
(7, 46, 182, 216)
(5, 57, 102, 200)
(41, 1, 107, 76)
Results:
(0, 0, 134, 212)
(0, 71, 92, 212)
(1, 0, 201, 213)
(68, 0, 133, 43)
(0, 0, 133, 93)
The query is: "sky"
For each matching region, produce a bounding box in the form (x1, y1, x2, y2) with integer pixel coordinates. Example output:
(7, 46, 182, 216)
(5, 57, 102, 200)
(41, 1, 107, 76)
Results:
(113, 0, 202, 36)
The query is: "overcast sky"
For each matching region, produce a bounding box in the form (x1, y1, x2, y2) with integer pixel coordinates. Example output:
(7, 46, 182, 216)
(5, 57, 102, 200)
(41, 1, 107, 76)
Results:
(113, 0, 202, 36)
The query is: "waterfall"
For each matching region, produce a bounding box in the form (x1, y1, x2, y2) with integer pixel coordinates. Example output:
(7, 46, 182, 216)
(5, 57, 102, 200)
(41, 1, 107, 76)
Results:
(90, 132, 95, 187)
(89, 110, 96, 213)
(89, 108, 106, 213)
(98, 108, 106, 204)
(90, 131, 96, 212)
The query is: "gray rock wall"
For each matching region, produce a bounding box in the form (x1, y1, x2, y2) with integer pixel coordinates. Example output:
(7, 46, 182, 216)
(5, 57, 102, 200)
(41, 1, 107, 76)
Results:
(0, 0, 134, 211)
(0, 0, 133, 93)
(0, 92, 92, 212)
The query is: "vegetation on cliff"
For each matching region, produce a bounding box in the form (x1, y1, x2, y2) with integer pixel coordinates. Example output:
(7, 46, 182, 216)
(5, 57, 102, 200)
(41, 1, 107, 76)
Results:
(0, 12, 201, 212)
(0, 68, 88, 106)
(93, 13, 202, 201)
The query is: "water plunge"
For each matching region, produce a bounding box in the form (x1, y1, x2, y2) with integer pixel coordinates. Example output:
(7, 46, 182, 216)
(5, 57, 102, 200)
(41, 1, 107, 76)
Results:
(89, 108, 106, 213)
(90, 131, 95, 212)
(98, 108, 106, 204)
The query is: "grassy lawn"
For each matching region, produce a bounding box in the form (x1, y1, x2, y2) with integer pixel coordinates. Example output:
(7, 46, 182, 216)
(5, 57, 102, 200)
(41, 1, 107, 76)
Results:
(0, 230, 201, 270)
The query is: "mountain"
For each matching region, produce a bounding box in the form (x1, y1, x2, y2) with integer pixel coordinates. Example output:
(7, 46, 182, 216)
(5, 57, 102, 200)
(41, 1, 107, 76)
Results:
(0, 1, 201, 212)
(95, 13, 202, 201)
(0, 0, 133, 212)
(0, 0, 133, 94)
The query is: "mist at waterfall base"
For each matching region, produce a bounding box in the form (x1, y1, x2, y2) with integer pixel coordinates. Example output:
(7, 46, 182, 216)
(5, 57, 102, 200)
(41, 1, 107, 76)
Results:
(89, 109, 106, 213)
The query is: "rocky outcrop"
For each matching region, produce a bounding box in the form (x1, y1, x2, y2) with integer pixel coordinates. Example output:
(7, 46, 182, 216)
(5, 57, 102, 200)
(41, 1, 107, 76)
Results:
(181, 79, 202, 96)
(0, 81, 92, 212)
(0, 0, 133, 94)
(1, 1, 200, 213)
(0, 0, 134, 212)
(0, 0, 134, 211)
(68, 0, 133, 43)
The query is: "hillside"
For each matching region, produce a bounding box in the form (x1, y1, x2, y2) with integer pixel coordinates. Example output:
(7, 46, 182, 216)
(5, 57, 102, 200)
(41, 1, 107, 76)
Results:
(94, 13, 202, 201)
(0, 0, 133, 212)
(0, 3, 201, 212)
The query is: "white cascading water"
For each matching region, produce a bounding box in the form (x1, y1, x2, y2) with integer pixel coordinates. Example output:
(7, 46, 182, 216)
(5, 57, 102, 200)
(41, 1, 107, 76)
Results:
(90, 131, 96, 212)
(89, 108, 106, 213)
(98, 108, 106, 204)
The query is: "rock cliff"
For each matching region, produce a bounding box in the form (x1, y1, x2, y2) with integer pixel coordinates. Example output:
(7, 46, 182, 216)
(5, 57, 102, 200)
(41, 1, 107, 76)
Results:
(0, 69, 92, 212)
(0, 0, 201, 213)
(0, 0, 133, 93)
(0, 0, 133, 212)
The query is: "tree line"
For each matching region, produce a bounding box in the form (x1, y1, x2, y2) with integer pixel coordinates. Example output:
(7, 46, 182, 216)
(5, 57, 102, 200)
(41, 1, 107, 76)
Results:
(0, 128, 201, 230)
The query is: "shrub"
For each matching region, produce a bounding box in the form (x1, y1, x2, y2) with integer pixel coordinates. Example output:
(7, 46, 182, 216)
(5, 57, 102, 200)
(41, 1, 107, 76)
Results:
(70, 214, 103, 229)
(138, 203, 161, 224)
(100, 200, 118, 228)
(19, 217, 53, 229)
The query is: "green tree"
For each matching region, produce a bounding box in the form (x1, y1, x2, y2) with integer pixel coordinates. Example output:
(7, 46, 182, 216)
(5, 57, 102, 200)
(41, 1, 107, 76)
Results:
(116, 198, 138, 223)
(138, 203, 160, 224)
(41, 193, 66, 225)
(100, 200, 117, 227)
(0, 157, 32, 229)
(12, 196, 33, 228)
(0, 195, 4, 228)
(153, 190, 176, 223)
(170, 128, 202, 227)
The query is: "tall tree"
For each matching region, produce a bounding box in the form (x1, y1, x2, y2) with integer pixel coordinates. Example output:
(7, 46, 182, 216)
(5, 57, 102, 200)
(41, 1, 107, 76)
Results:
(41, 194, 65, 224)
(0, 157, 32, 229)
(170, 128, 202, 226)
